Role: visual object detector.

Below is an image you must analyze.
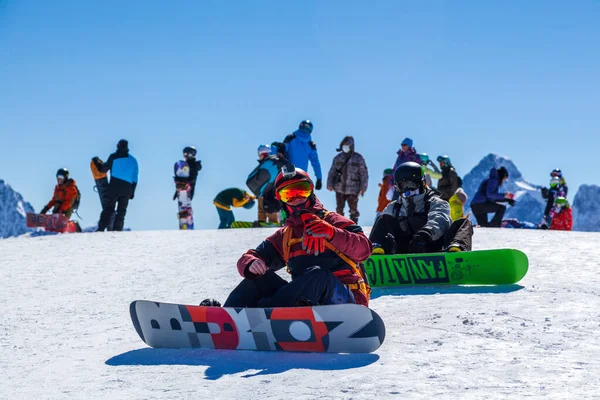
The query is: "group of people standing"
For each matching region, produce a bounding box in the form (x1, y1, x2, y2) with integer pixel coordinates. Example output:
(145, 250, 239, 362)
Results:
(37, 121, 571, 234)
(40, 139, 139, 232)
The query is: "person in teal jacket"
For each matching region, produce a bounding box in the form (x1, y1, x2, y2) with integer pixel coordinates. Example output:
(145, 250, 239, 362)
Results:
(283, 120, 323, 190)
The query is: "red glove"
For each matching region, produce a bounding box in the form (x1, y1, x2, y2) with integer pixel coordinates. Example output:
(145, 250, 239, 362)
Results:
(300, 213, 335, 256)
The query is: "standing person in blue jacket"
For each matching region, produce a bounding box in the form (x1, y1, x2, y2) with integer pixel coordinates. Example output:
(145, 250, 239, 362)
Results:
(283, 120, 323, 190)
(470, 166, 515, 227)
(92, 139, 139, 231)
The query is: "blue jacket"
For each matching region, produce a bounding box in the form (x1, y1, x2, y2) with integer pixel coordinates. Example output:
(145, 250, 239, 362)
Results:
(284, 128, 322, 180)
(98, 149, 139, 186)
(471, 167, 507, 205)
(246, 156, 285, 197)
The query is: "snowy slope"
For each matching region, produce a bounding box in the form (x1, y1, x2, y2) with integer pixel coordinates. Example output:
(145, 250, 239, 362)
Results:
(0, 179, 35, 239)
(1, 228, 599, 399)
(573, 184, 600, 231)
(462, 154, 545, 224)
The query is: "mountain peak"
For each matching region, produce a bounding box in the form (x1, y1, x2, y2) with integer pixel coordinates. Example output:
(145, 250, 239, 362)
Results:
(0, 179, 35, 238)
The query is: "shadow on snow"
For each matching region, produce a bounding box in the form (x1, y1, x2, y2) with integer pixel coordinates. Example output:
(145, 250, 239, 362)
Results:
(106, 348, 379, 380)
(371, 284, 525, 298)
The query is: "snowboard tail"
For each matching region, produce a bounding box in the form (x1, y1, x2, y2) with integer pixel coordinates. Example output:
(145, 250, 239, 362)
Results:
(365, 249, 528, 287)
(26, 213, 78, 233)
(130, 300, 385, 353)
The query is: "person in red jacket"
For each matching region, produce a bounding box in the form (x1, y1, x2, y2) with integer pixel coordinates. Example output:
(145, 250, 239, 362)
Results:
(549, 197, 573, 231)
(202, 165, 373, 309)
(40, 168, 79, 218)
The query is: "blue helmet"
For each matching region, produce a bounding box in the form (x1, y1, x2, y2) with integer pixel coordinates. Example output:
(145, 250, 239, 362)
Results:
(243, 199, 256, 209)
(299, 120, 313, 133)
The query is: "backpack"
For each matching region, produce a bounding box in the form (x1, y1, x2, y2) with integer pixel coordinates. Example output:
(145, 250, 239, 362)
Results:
(71, 185, 82, 213)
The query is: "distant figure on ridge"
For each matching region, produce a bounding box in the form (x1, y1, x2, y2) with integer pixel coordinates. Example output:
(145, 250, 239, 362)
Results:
(469, 166, 514, 228)
(283, 120, 323, 191)
(92, 139, 138, 231)
(326, 136, 368, 224)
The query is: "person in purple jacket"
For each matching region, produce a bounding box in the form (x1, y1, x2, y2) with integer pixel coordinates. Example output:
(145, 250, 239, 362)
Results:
(393, 138, 422, 171)
(469, 166, 515, 227)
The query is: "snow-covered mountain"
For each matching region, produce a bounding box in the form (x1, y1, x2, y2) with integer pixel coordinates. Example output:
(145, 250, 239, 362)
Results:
(0, 179, 35, 238)
(572, 184, 600, 232)
(462, 154, 545, 224)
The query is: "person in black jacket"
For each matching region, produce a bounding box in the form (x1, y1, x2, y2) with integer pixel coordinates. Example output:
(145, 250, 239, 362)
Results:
(92, 139, 139, 231)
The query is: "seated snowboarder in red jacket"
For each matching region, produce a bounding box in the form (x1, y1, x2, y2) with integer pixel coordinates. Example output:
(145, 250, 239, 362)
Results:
(549, 197, 573, 231)
(202, 165, 372, 308)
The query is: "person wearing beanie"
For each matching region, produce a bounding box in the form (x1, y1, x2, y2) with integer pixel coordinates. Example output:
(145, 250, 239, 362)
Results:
(449, 187, 468, 221)
(392, 137, 422, 171)
(469, 166, 514, 227)
(92, 139, 139, 231)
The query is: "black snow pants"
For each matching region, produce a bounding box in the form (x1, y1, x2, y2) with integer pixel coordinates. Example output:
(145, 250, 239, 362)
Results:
(471, 201, 506, 228)
(369, 214, 473, 254)
(97, 178, 133, 232)
(224, 267, 355, 308)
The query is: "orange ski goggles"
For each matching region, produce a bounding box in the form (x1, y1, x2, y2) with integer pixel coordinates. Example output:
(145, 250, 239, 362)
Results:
(277, 181, 313, 203)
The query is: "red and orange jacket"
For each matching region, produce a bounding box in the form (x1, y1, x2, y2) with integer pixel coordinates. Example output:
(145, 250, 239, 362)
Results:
(549, 207, 573, 231)
(45, 179, 78, 213)
(236, 198, 373, 305)
(376, 176, 393, 212)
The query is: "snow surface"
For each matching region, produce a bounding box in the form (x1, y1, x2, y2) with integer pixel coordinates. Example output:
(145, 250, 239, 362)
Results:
(2, 228, 599, 399)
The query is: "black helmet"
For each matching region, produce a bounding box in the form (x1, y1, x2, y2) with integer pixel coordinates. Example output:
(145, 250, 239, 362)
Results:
(183, 146, 197, 158)
(497, 166, 509, 180)
(56, 168, 69, 179)
(550, 168, 562, 178)
(394, 162, 424, 184)
(394, 162, 425, 195)
(299, 120, 313, 133)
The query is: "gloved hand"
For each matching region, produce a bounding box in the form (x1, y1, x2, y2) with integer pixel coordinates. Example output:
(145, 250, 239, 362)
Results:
(315, 179, 322, 190)
(507, 199, 515, 206)
(409, 230, 432, 254)
(130, 192, 135, 200)
(300, 213, 335, 255)
(40, 206, 50, 214)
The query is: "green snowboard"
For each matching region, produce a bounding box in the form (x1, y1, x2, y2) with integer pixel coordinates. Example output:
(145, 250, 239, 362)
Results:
(365, 249, 528, 287)
(230, 221, 280, 228)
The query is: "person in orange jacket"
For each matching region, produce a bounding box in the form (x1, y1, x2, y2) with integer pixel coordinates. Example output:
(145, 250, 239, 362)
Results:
(40, 168, 79, 218)
(376, 168, 394, 219)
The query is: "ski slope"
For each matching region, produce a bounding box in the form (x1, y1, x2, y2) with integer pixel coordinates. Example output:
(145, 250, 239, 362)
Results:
(1, 228, 599, 399)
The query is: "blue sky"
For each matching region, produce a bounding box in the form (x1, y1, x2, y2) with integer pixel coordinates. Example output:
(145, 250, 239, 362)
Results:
(1, 0, 598, 230)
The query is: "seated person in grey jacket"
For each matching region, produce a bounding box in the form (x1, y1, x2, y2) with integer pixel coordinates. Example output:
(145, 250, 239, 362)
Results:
(369, 162, 473, 254)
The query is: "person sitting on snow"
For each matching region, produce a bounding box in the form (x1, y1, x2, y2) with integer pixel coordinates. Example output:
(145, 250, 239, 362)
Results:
(369, 162, 473, 254)
(548, 196, 572, 231)
(40, 168, 80, 218)
(202, 164, 372, 308)
(541, 169, 568, 228)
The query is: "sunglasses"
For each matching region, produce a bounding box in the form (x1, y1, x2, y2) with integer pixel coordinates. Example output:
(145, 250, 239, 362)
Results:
(56, 175, 66, 180)
(277, 181, 312, 203)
